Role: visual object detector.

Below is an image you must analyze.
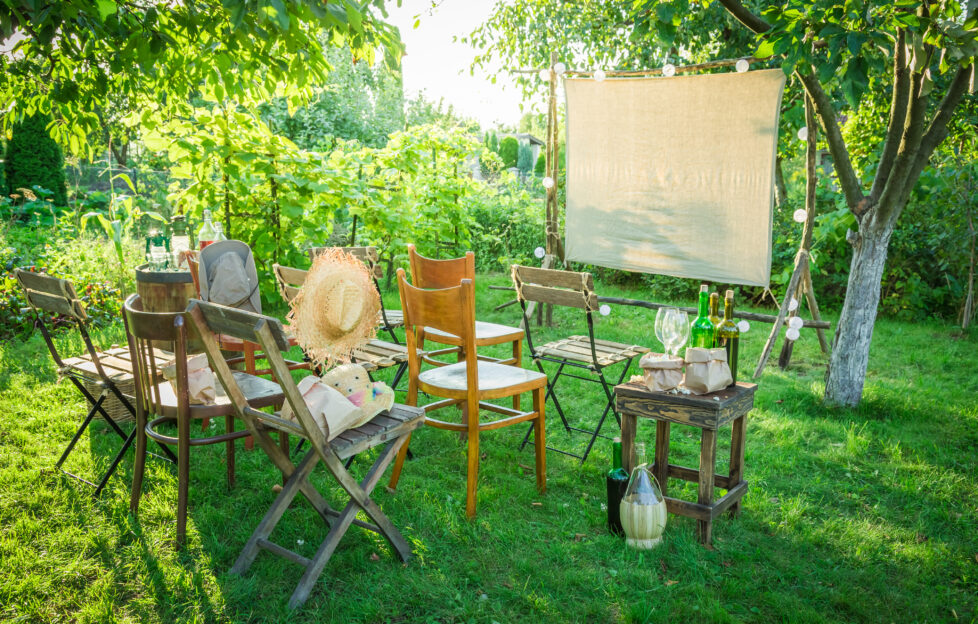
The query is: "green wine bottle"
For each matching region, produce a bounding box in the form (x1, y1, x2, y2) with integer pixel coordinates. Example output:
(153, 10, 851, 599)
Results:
(690, 284, 715, 348)
(708, 292, 721, 344)
(606, 438, 629, 536)
(717, 289, 740, 385)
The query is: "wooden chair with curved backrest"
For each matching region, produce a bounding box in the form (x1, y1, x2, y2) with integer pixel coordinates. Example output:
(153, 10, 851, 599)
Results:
(387, 269, 547, 517)
(123, 294, 285, 547)
(185, 298, 424, 609)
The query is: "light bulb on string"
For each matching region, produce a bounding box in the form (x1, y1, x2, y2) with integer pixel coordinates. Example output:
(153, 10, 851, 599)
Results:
(797, 126, 809, 142)
(737, 320, 750, 333)
(542, 176, 555, 189)
(785, 327, 801, 341)
(735, 59, 750, 73)
(599, 304, 611, 317)
(593, 69, 606, 82)
(788, 297, 799, 312)
(554, 62, 567, 76)
(662, 63, 676, 77)
(538, 68, 551, 82)
(788, 316, 804, 330)
(534, 247, 546, 259)
(793, 208, 808, 223)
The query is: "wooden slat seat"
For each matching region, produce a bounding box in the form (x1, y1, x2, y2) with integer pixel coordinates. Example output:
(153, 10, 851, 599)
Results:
(535, 336, 650, 367)
(352, 339, 413, 370)
(418, 361, 546, 401)
(62, 346, 170, 383)
(144, 371, 284, 420)
(329, 405, 423, 460)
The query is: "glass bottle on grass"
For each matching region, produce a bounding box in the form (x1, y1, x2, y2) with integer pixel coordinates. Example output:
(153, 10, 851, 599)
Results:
(197, 209, 217, 250)
(716, 289, 740, 386)
(619, 442, 667, 549)
(690, 284, 715, 348)
(606, 438, 629, 536)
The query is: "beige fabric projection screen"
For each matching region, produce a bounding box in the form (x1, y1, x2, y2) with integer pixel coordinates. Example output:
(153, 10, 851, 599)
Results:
(564, 68, 786, 287)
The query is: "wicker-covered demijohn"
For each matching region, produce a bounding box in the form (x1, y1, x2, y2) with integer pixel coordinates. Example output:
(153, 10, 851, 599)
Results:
(287, 247, 380, 370)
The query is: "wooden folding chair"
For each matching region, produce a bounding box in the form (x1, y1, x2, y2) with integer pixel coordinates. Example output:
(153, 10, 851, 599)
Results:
(512, 265, 649, 463)
(13, 269, 175, 496)
(186, 299, 424, 609)
(387, 270, 547, 517)
(308, 246, 403, 342)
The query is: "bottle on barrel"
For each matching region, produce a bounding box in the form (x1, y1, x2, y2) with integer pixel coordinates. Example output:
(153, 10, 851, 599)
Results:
(717, 289, 740, 385)
(606, 437, 629, 536)
(213, 221, 228, 242)
(690, 284, 715, 348)
(197, 209, 217, 250)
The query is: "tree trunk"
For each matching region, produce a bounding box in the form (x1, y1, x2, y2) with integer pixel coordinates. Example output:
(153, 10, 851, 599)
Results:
(824, 219, 894, 406)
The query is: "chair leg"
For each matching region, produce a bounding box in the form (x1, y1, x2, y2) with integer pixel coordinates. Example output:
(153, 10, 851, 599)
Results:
(465, 395, 480, 518)
(56, 391, 105, 470)
(176, 405, 191, 548)
(388, 370, 419, 490)
(512, 338, 522, 412)
(226, 415, 236, 489)
(532, 386, 546, 493)
(130, 414, 148, 513)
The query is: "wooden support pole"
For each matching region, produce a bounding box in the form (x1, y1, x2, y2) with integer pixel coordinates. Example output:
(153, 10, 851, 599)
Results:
(753, 250, 809, 377)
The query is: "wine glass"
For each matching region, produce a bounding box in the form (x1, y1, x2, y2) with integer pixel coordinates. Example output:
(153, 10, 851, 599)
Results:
(667, 309, 690, 358)
(654, 308, 674, 355)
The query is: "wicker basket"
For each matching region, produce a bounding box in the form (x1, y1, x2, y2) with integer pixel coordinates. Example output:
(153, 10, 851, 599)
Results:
(81, 378, 136, 424)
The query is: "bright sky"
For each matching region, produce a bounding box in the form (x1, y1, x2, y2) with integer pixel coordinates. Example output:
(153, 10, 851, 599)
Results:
(384, 0, 529, 129)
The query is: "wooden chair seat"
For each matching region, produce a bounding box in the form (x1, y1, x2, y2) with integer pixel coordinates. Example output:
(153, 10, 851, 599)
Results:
(423, 320, 525, 346)
(535, 336, 650, 367)
(381, 309, 404, 329)
(61, 345, 171, 384)
(353, 339, 412, 370)
(419, 361, 546, 401)
(144, 371, 284, 420)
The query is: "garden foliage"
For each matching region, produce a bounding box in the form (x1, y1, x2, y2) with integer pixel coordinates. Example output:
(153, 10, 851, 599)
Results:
(4, 114, 68, 207)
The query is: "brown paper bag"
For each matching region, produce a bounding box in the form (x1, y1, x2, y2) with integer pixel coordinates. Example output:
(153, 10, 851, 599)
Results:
(163, 353, 216, 405)
(280, 375, 372, 440)
(639, 352, 684, 392)
(683, 347, 732, 395)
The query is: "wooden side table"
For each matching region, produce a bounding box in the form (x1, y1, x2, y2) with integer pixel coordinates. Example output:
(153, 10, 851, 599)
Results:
(615, 381, 757, 544)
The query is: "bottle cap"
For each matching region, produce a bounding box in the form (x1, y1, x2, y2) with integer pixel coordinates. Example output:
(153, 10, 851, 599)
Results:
(725, 289, 734, 297)
(700, 284, 708, 292)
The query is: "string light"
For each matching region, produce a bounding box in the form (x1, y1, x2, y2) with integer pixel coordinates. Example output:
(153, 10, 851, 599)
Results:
(538, 68, 551, 82)
(593, 69, 606, 82)
(793, 208, 808, 223)
(553, 62, 567, 75)
(599, 304, 611, 316)
(735, 59, 750, 73)
(662, 63, 676, 77)
(534, 247, 546, 259)
(737, 320, 750, 333)
(788, 316, 804, 330)
(785, 327, 801, 341)
(788, 297, 799, 312)
(542, 176, 555, 189)
(797, 127, 809, 141)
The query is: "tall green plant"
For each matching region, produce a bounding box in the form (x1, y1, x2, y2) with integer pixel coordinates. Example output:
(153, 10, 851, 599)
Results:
(4, 113, 68, 207)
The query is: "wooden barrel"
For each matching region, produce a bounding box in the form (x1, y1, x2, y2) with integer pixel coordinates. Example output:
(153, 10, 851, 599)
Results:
(134, 265, 198, 350)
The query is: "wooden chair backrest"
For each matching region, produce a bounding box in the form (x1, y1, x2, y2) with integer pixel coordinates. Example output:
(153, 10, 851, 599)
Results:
(13, 268, 87, 321)
(511, 265, 599, 312)
(185, 299, 325, 445)
(309, 246, 384, 280)
(397, 268, 477, 391)
(407, 244, 475, 290)
(123, 294, 189, 419)
(272, 263, 307, 303)
(185, 251, 202, 297)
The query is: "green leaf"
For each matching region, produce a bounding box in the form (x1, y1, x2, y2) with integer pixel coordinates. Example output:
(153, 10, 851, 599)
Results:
(755, 39, 776, 58)
(95, 0, 117, 21)
(112, 172, 137, 193)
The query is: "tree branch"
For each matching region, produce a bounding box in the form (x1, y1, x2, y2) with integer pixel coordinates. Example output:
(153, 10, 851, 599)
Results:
(797, 70, 867, 214)
(870, 29, 909, 201)
(718, 0, 771, 34)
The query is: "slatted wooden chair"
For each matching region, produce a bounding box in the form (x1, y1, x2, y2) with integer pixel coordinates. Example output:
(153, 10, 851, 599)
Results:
(407, 244, 524, 369)
(511, 265, 649, 463)
(272, 263, 411, 389)
(13, 269, 175, 496)
(387, 269, 547, 517)
(185, 298, 424, 609)
(123, 294, 284, 547)
(308, 246, 403, 342)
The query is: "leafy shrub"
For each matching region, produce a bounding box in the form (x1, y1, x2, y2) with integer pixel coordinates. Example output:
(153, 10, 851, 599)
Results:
(534, 153, 545, 176)
(4, 113, 68, 207)
(498, 137, 519, 169)
(469, 174, 545, 273)
(516, 142, 534, 174)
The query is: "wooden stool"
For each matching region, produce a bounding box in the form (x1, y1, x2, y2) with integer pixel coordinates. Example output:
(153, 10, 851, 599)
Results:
(615, 381, 756, 544)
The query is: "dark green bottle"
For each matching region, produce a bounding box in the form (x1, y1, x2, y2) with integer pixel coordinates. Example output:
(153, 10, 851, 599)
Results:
(690, 284, 715, 348)
(606, 438, 629, 536)
(717, 289, 740, 385)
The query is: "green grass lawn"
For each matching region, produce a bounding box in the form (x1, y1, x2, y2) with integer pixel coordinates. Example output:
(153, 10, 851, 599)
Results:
(1, 274, 976, 623)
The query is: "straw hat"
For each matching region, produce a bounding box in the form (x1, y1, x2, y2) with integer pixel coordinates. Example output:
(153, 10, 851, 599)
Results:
(287, 247, 380, 369)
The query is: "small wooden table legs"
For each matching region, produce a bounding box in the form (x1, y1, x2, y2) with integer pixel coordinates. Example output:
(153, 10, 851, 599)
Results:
(616, 382, 756, 545)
